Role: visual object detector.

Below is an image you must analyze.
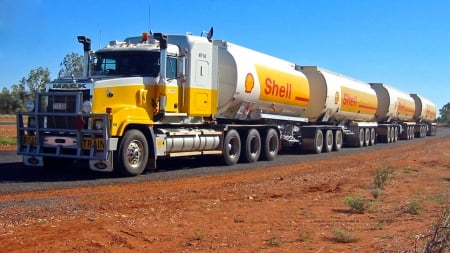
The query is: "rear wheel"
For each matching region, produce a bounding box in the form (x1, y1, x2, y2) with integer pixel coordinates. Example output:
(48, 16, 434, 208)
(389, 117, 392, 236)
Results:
(261, 128, 279, 161)
(241, 129, 261, 163)
(386, 127, 392, 143)
(369, 128, 376, 146)
(364, 128, 370, 146)
(222, 129, 241, 165)
(408, 126, 413, 140)
(421, 126, 426, 137)
(333, 129, 343, 151)
(313, 129, 324, 154)
(116, 129, 148, 176)
(324, 129, 333, 153)
(393, 127, 398, 142)
(358, 128, 364, 147)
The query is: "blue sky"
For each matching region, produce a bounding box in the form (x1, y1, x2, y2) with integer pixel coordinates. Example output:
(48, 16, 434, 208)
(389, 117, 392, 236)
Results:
(0, 0, 449, 112)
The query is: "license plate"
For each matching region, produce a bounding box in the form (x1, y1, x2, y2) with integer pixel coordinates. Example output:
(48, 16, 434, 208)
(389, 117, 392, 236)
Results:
(82, 138, 104, 150)
(53, 102, 67, 110)
(22, 136, 36, 146)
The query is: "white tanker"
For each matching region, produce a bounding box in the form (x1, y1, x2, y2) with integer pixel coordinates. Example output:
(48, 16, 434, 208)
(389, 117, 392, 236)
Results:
(16, 29, 437, 176)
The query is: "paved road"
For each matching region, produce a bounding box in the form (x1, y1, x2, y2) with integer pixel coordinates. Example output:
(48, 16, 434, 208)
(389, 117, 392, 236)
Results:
(1, 127, 449, 194)
(0, 122, 15, 126)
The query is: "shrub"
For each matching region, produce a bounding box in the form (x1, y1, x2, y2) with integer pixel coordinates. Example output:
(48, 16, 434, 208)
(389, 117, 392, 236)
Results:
(369, 187, 383, 199)
(330, 227, 359, 243)
(373, 165, 393, 189)
(344, 195, 370, 213)
(267, 236, 282, 246)
(405, 200, 422, 215)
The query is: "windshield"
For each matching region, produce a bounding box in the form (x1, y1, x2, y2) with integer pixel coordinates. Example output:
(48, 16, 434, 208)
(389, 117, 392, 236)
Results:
(93, 51, 160, 77)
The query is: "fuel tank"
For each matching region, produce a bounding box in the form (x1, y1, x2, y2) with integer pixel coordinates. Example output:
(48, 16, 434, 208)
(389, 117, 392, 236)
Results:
(410, 94, 436, 122)
(214, 40, 310, 119)
(300, 66, 378, 122)
(370, 83, 415, 122)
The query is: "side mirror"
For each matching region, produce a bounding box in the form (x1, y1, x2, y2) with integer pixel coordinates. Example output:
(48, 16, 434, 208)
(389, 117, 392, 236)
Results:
(178, 56, 186, 78)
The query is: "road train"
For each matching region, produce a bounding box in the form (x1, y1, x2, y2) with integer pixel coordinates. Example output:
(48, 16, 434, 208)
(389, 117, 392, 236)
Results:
(16, 29, 437, 176)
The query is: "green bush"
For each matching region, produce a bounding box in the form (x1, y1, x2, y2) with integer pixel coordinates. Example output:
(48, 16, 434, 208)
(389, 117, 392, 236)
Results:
(374, 165, 393, 189)
(331, 227, 359, 243)
(344, 195, 370, 213)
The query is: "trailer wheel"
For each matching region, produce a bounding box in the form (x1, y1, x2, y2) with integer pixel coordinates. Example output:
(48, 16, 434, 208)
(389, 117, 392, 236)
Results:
(116, 129, 148, 176)
(364, 128, 370, 147)
(324, 129, 333, 153)
(369, 128, 376, 146)
(358, 128, 365, 147)
(241, 129, 261, 163)
(408, 126, 413, 140)
(313, 129, 324, 154)
(392, 126, 398, 142)
(261, 128, 279, 161)
(386, 127, 392, 143)
(222, 129, 241, 165)
(333, 129, 343, 151)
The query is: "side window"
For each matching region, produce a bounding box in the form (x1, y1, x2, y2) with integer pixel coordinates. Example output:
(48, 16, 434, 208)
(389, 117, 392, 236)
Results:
(166, 57, 177, 79)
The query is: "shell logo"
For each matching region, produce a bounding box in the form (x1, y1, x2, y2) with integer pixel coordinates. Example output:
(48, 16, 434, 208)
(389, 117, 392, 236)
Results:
(334, 91, 340, 104)
(245, 73, 254, 93)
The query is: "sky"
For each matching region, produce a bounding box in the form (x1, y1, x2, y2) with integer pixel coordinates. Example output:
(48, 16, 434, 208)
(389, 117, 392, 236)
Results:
(0, 0, 449, 112)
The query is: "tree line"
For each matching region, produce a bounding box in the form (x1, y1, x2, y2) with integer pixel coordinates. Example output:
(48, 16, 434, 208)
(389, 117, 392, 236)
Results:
(0, 53, 83, 114)
(0, 53, 449, 124)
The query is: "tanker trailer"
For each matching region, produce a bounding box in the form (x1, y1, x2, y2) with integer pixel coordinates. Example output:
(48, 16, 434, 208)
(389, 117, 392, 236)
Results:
(410, 94, 437, 136)
(214, 42, 349, 154)
(299, 66, 378, 148)
(370, 83, 416, 141)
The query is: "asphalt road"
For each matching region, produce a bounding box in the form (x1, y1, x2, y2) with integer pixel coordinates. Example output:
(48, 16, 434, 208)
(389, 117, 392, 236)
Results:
(1, 127, 449, 194)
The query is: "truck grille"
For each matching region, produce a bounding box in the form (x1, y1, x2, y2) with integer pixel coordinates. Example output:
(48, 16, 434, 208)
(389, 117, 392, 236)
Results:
(16, 91, 110, 160)
(44, 90, 89, 129)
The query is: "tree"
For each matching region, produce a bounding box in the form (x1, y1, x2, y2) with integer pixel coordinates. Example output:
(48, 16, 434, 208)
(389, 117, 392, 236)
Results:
(0, 88, 13, 114)
(20, 67, 50, 101)
(58, 52, 83, 78)
(438, 102, 450, 124)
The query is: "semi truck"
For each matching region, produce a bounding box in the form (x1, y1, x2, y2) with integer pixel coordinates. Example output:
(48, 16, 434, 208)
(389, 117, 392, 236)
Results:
(16, 29, 437, 176)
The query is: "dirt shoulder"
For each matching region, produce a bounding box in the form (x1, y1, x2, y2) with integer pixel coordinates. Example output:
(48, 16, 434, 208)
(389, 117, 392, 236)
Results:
(1, 136, 449, 252)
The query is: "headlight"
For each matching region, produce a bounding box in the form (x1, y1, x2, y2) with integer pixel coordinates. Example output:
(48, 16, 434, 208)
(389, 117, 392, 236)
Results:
(94, 120, 104, 130)
(26, 100, 35, 112)
(82, 100, 92, 113)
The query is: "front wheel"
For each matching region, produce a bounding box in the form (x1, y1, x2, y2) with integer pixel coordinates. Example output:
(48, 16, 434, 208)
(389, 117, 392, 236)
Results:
(116, 129, 148, 176)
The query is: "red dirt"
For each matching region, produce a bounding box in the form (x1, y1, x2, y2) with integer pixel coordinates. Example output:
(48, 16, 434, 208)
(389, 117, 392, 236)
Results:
(1, 125, 449, 252)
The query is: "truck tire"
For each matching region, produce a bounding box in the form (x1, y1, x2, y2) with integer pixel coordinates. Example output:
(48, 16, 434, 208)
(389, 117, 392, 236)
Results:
(324, 129, 333, 153)
(241, 129, 261, 163)
(222, 129, 241, 166)
(393, 127, 399, 142)
(358, 128, 365, 147)
(333, 129, 343, 151)
(364, 128, 370, 147)
(369, 128, 376, 146)
(116, 129, 148, 176)
(313, 129, 324, 154)
(261, 128, 279, 161)
(386, 127, 392, 143)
